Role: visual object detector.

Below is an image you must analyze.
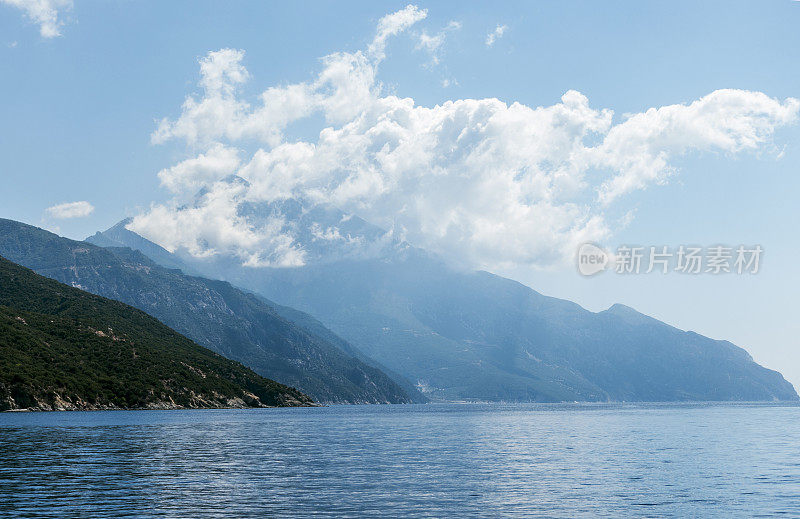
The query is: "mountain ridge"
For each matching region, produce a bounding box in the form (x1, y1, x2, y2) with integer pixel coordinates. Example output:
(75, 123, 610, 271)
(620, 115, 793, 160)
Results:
(0, 255, 313, 411)
(0, 218, 420, 404)
(86, 210, 798, 403)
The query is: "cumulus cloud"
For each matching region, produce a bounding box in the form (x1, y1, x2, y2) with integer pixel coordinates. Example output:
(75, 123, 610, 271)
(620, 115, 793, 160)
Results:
(130, 5, 799, 271)
(46, 200, 94, 219)
(133, 180, 305, 267)
(593, 90, 800, 203)
(485, 24, 507, 47)
(158, 143, 241, 194)
(1, 0, 72, 38)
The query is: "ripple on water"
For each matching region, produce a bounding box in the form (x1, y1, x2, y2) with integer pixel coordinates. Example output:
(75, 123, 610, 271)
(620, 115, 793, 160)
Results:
(0, 402, 799, 518)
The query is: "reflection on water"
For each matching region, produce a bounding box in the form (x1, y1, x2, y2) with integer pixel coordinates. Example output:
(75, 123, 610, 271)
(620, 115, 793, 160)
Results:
(1, 402, 799, 518)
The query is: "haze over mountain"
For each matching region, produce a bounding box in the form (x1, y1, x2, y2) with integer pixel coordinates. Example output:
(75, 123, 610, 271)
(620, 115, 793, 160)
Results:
(0, 255, 312, 411)
(90, 201, 799, 403)
(0, 218, 419, 404)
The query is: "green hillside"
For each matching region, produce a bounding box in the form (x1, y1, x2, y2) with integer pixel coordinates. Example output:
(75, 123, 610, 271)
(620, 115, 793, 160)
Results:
(0, 218, 419, 403)
(0, 255, 313, 411)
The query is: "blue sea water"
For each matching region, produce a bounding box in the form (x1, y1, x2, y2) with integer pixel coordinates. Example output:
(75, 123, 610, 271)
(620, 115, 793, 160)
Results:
(1, 402, 799, 518)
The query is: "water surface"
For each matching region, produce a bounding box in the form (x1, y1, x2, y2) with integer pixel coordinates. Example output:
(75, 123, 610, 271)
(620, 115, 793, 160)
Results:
(1, 402, 798, 517)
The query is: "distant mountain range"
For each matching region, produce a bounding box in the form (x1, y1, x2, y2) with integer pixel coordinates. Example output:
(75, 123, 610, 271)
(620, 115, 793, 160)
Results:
(0, 255, 312, 411)
(0, 219, 420, 404)
(86, 198, 798, 403)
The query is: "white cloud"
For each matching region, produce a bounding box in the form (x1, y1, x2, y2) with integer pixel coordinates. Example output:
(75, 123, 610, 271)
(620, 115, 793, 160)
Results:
(441, 77, 458, 88)
(593, 89, 800, 203)
(368, 4, 427, 62)
(131, 180, 305, 267)
(46, 200, 94, 219)
(150, 48, 273, 147)
(158, 143, 241, 194)
(416, 20, 460, 66)
(485, 24, 507, 47)
(131, 6, 799, 271)
(1, 0, 72, 38)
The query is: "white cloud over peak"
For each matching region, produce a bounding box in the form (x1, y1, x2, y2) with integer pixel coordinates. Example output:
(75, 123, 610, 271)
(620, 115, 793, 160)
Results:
(158, 143, 241, 194)
(485, 24, 507, 47)
(46, 200, 94, 219)
(130, 5, 799, 271)
(134, 181, 305, 267)
(1, 0, 72, 38)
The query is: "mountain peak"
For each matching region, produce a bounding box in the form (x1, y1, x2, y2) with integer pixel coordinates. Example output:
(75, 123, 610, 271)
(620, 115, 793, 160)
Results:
(601, 303, 667, 327)
(605, 303, 640, 315)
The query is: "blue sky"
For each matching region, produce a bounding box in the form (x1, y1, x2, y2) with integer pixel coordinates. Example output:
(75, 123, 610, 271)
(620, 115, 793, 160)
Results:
(2, 1, 800, 385)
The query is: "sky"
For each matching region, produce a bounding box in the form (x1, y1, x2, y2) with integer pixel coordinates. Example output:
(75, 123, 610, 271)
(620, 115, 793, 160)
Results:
(2, 1, 800, 387)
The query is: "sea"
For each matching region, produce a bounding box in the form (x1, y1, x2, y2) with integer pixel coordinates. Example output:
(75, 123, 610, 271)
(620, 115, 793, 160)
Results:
(1, 402, 799, 518)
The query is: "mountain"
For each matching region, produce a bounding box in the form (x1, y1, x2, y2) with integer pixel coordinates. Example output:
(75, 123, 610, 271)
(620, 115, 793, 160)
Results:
(91, 205, 799, 403)
(266, 298, 427, 404)
(87, 217, 195, 273)
(0, 219, 419, 404)
(232, 249, 798, 402)
(0, 255, 312, 411)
